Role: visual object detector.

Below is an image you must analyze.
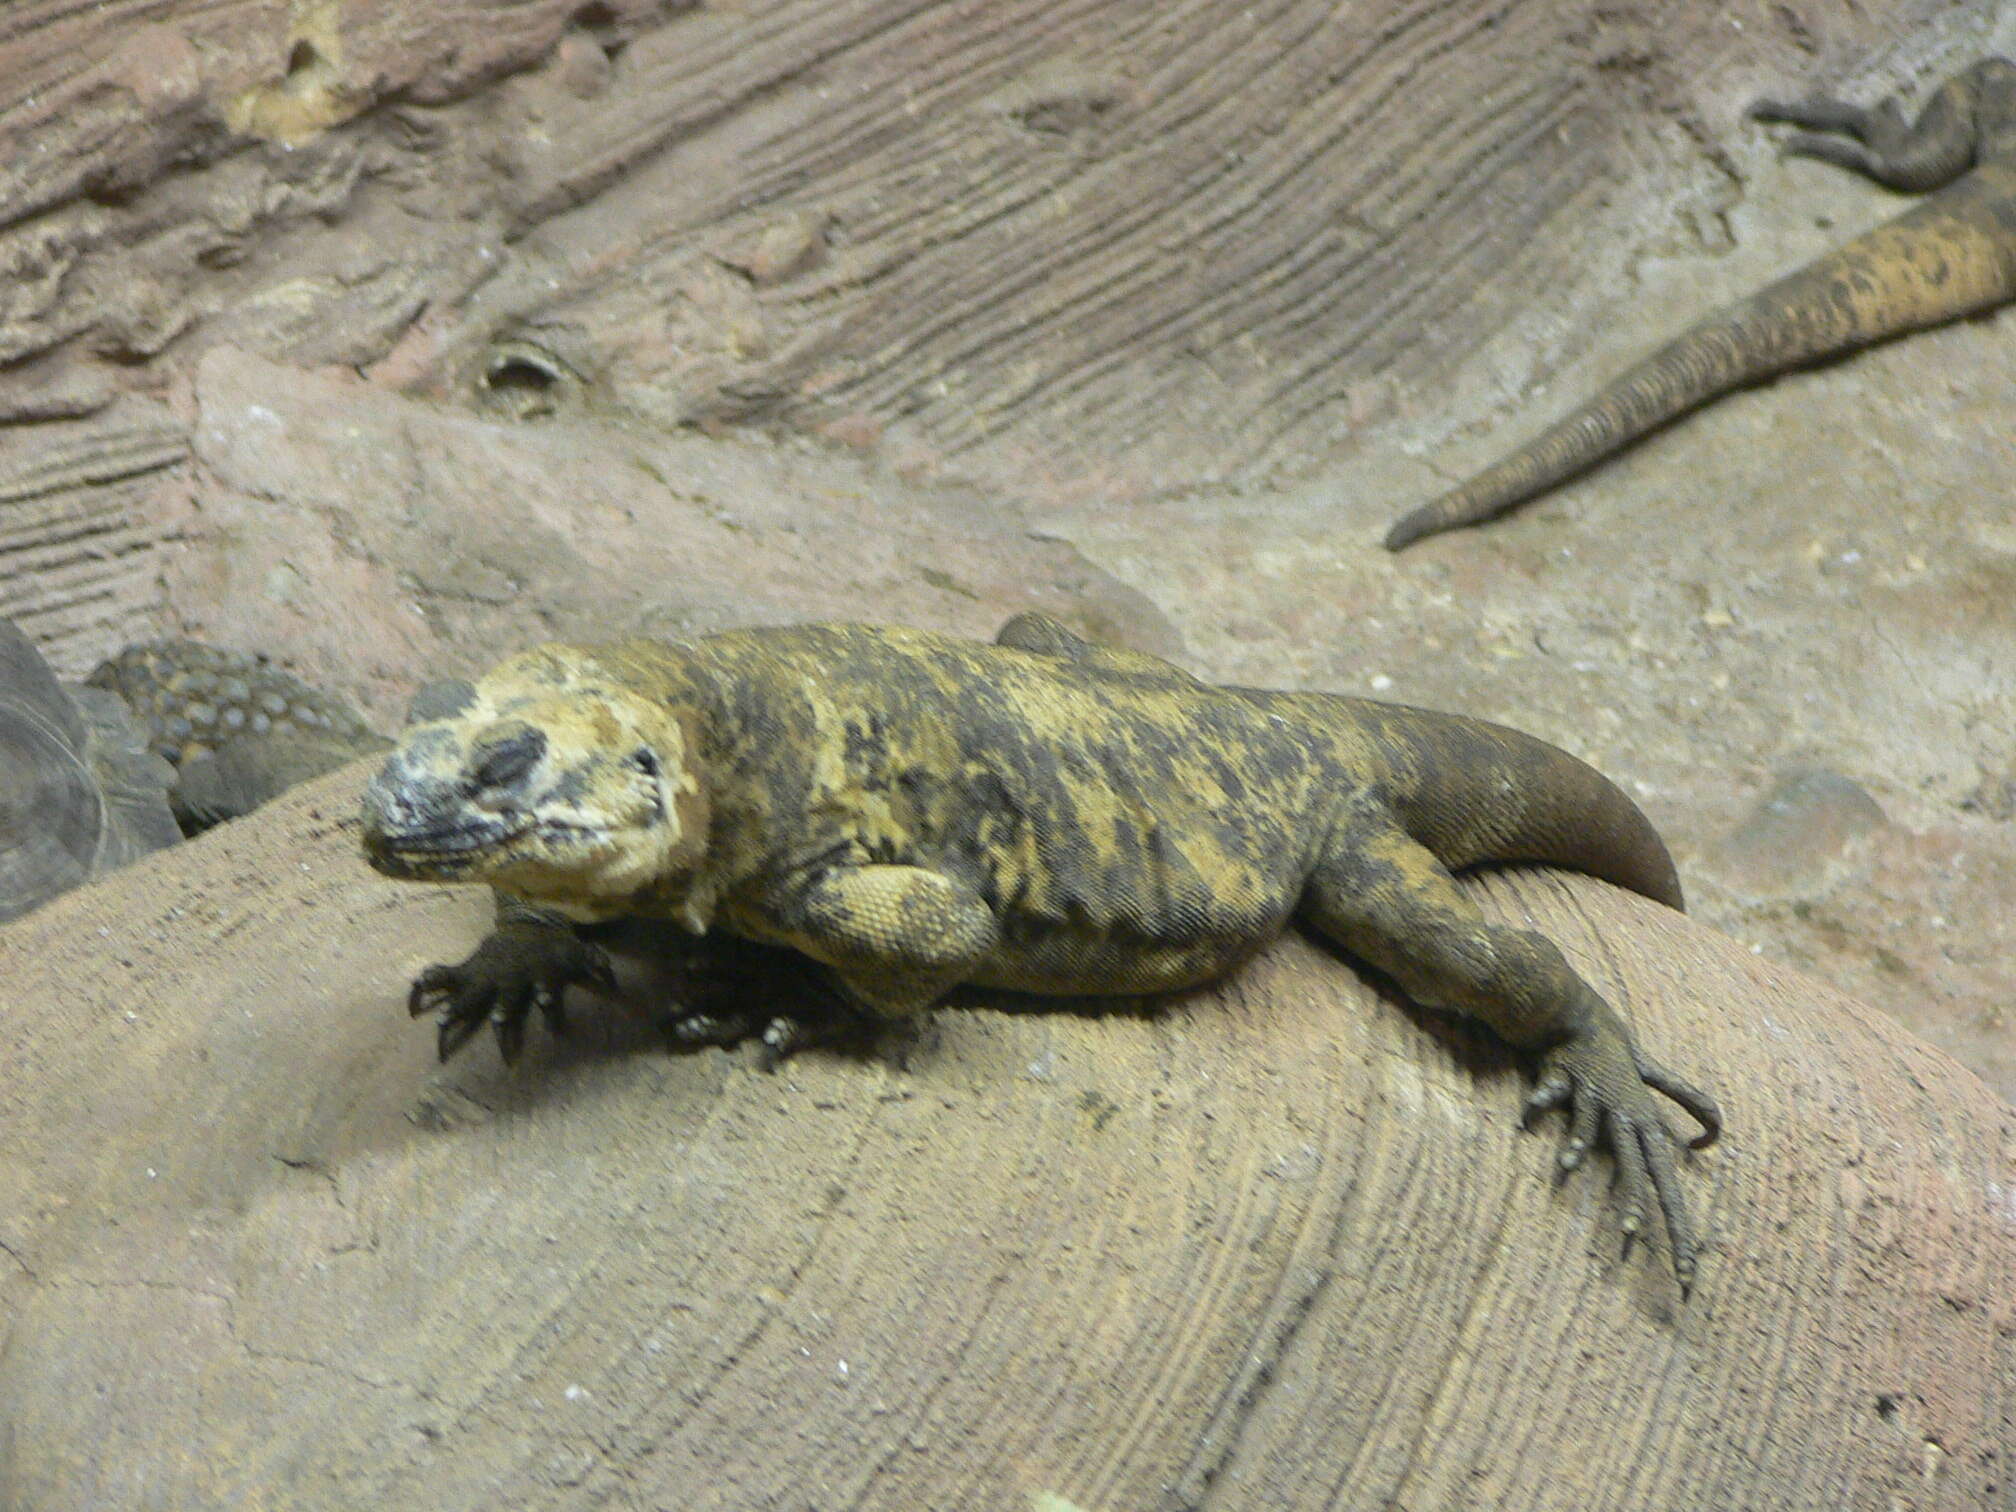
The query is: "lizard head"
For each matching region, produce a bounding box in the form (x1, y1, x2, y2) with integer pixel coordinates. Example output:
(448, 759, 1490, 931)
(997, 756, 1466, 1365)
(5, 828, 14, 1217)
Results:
(359, 645, 707, 914)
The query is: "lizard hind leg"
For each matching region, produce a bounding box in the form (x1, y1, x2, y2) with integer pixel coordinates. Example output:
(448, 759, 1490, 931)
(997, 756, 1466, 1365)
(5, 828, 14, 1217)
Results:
(993, 610, 1200, 683)
(1750, 62, 1996, 192)
(1297, 821, 1720, 1292)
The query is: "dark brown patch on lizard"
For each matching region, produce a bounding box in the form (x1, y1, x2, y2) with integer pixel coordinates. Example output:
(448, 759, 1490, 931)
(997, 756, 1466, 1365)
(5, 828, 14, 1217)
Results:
(361, 615, 1720, 1291)
(1385, 57, 2016, 549)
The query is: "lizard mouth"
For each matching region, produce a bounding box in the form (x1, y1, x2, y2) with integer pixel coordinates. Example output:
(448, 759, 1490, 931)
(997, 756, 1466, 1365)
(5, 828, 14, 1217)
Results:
(364, 813, 615, 880)
(363, 811, 527, 877)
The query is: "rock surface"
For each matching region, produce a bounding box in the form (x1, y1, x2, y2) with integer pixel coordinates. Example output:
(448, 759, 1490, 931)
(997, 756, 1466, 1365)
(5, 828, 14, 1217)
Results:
(1, 764, 2010, 1511)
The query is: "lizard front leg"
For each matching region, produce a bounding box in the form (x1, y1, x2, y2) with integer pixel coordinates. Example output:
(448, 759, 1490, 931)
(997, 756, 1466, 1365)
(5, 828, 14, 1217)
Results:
(761, 864, 1001, 1016)
(1299, 820, 1721, 1292)
(730, 863, 999, 1064)
(407, 895, 616, 1064)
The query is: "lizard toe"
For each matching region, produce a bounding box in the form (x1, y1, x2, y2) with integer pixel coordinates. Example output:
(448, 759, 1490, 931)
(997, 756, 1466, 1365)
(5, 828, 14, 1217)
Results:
(1520, 1067, 1573, 1130)
(1637, 1054, 1722, 1148)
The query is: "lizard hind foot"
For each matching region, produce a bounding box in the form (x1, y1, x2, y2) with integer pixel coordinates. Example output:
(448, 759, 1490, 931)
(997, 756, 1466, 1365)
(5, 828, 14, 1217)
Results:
(654, 936, 882, 1064)
(1521, 1031, 1718, 1296)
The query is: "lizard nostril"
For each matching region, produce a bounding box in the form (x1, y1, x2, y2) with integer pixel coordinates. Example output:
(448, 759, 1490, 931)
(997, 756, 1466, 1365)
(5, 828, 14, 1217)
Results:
(470, 727, 546, 792)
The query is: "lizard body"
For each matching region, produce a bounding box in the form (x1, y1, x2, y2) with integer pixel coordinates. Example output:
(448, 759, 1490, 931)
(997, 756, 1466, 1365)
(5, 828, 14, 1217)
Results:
(1385, 57, 2016, 549)
(361, 614, 1720, 1287)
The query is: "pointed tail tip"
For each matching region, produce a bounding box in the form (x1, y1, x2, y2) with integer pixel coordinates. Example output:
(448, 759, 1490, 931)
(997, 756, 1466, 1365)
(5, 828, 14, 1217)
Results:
(1382, 506, 1445, 552)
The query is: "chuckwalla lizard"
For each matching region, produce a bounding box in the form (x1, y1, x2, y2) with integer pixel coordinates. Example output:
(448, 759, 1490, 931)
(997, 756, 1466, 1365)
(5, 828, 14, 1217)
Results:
(360, 614, 1721, 1288)
(1385, 56, 2016, 549)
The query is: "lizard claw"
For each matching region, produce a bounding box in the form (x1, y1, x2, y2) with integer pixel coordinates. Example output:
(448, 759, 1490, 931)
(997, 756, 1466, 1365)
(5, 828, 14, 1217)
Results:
(409, 963, 460, 1018)
(533, 985, 571, 1040)
(756, 1015, 805, 1073)
(663, 1006, 764, 1047)
(493, 1001, 529, 1065)
(1520, 1067, 1573, 1127)
(436, 1002, 488, 1063)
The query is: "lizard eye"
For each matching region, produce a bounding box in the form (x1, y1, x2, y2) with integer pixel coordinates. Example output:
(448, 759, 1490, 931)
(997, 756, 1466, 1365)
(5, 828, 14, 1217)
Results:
(627, 747, 660, 778)
(469, 728, 545, 792)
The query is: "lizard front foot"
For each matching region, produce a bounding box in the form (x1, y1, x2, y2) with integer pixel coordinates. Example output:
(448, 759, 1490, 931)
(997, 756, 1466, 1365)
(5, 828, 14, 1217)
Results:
(1520, 1026, 1722, 1294)
(409, 923, 617, 1064)
(656, 936, 886, 1067)
(663, 1002, 889, 1069)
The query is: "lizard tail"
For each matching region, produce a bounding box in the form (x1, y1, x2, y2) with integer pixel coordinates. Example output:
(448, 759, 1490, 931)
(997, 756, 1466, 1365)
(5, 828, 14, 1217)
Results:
(1383, 169, 2016, 550)
(1362, 703, 1686, 911)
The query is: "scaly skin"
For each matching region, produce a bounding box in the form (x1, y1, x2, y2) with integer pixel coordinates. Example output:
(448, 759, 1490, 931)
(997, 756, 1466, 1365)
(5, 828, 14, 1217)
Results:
(360, 614, 1722, 1290)
(87, 640, 388, 832)
(1385, 57, 2016, 550)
